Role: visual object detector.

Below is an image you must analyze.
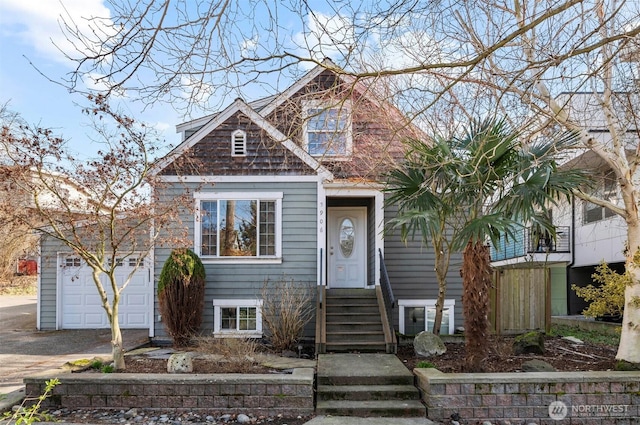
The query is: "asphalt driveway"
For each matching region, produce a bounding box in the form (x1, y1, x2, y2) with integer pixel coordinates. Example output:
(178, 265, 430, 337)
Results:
(0, 295, 149, 396)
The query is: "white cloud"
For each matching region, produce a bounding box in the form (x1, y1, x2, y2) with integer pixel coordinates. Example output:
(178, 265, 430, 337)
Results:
(293, 12, 355, 67)
(0, 0, 113, 63)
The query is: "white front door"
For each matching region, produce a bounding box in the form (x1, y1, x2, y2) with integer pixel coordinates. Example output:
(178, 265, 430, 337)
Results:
(328, 207, 367, 288)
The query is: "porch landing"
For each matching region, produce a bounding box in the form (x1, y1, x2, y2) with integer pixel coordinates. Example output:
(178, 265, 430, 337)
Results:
(316, 353, 426, 417)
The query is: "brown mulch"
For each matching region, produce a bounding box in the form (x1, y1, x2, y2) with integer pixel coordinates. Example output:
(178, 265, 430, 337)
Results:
(396, 334, 618, 373)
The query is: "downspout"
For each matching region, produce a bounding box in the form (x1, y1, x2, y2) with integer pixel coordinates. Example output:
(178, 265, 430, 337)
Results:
(565, 194, 576, 315)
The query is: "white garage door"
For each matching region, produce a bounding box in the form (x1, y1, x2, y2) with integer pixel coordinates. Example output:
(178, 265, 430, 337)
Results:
(59, 255, 151, 329)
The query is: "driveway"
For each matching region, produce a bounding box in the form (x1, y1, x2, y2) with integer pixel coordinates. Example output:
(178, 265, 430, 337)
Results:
(0, 295, 150, 396)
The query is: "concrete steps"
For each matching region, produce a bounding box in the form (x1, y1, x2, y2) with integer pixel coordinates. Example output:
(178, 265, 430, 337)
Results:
(316, 353, 426, 418)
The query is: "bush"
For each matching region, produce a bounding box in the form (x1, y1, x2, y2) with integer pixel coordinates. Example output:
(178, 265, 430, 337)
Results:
(261, 277, 314, 353)
(571, 262, 628, 319)
(195, 336, 259, 372)
(158, 249, 206, 346)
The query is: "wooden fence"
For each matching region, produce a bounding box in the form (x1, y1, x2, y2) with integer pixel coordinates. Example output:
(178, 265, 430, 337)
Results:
(490, 268, 550, 334)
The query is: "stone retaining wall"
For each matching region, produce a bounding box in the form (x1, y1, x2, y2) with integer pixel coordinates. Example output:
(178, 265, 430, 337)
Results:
(24, 369, 314, 417)
(415, 369, 640, 424)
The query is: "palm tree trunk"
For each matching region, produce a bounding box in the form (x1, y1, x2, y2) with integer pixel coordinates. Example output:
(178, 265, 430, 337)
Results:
(461, 240, 493, 372)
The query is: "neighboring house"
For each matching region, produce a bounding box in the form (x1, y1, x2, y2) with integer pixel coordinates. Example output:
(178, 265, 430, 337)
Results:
(490, 92, 638, 323)
(146, 59, 464, 350)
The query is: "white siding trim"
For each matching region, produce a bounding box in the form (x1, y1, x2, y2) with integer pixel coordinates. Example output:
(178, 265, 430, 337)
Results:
(36, 239, 42, 330)
(325, 187, 384, 286)
(317, 181, 327, 287)
(157, 175, 323, 183)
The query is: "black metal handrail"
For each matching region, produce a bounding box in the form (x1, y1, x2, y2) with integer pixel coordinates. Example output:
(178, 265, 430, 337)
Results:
(378, 249, 395, 335)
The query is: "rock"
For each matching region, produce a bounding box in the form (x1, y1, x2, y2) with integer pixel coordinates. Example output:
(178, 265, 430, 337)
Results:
(413, 331, 447, 357)
(522, 359, 555, 372)
(455, 327, 465, 334)
(562, 336, 584, 344)
(124, 409, 137, 419)
(167, 352, 193, 373)
(513, 331, 545, 355)
(237, 414, 251, 423)
(483, 421, 493, 425)
(205, 416, 215, 422)
(219, 414, 232, 422)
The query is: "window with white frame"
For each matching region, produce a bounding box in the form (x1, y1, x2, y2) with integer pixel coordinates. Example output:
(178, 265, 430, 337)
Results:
(399, 299, 455, 335)
(583, 170, 616, 224)
(194, 192, 282, 260)
(303, 100, 352, 158)
(213, 299, 263, 337)
(231, 130, 247, 156)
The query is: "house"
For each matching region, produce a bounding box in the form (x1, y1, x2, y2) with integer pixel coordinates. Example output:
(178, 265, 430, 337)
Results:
(35, 60, 465, 349)
(490, 91, 638, 329)
(148, 59, 464, 350)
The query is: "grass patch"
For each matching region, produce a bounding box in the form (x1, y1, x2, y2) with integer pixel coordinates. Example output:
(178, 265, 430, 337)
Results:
(549, 324, 620, 346)
(416, 361, 436, 368)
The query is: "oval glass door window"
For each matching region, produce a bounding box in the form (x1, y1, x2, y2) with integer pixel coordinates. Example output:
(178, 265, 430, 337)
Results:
(339, 218, 355, 258)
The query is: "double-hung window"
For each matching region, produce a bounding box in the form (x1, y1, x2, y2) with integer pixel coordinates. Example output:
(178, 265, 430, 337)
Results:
(303, 100, 352, 158)
(583, 170, 616, 224)
(194, 192, 282, 261)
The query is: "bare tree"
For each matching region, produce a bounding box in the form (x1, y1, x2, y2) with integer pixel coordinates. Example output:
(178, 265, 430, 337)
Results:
(58, 0, 640, 364)
(0, 96, 191, 370)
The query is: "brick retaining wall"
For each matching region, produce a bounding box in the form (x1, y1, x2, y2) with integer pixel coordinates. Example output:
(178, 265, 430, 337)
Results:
(24, 369, 314, 417)
(415, 369, 640, 424)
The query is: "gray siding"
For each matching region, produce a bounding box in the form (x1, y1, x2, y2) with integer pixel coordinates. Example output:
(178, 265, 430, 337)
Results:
(39, 235, 65, 329)
(383, 204, 464, 333)
(154, 181, 318, 338)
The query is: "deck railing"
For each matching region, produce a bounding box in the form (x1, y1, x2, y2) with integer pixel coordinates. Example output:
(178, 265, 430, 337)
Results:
(491, 226, 571, 261)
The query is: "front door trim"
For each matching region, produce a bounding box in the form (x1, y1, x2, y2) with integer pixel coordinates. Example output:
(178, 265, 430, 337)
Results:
(322, 186, 384, 287)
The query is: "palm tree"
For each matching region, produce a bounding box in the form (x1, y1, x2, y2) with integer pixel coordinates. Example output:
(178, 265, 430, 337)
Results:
(386, 117, 586, 372)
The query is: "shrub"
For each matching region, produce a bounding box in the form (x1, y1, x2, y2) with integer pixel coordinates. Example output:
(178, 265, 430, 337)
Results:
(571, 262, 628, 319)
(3, 378, 59, 425)
(158, 248, 206, 346)
(195, 336, 259, 372)
(261, 277, 314, 353)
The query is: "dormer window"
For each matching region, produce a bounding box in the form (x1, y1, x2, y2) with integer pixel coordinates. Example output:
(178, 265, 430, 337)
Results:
(303, 100, 352, 159)
(231, 130, 247, 156)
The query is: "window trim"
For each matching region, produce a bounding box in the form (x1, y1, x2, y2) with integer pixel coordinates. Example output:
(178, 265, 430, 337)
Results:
(302, 99, 353, 160)
(398, 299, 456, 335)
(213, 299, 263, 338)
(194, 192, 283, 264)
(231, 129, 247, 157)
(582, 170, 617, 224)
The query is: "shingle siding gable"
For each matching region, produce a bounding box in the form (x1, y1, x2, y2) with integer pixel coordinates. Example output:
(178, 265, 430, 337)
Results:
(264, 69, 412, 181)
(161, 111, 317, 176)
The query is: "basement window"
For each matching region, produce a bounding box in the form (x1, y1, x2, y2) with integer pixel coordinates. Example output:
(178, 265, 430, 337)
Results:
(213, 299, 263, 337)
(398, 299, 455, 335)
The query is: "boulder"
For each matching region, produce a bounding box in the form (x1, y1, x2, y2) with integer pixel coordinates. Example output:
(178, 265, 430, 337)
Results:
(167, 352, 193, 373)
(513, 331, 545, 355)
(522, 359, 555, 372)
(413, 331, 446, 357)
(562, 336, 584, 345)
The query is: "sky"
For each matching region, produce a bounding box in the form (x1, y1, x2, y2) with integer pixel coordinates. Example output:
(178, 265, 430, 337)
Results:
(0, 0, 420, 161)
(0, 0, 189, 159)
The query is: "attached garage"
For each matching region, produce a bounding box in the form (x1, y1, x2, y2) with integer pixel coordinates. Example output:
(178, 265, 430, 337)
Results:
(57, 254, 152, 329)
